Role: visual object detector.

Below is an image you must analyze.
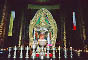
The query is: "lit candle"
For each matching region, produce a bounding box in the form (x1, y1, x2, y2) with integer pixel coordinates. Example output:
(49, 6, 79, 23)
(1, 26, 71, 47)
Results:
(34, 29, 35, 40)
(47, 33, 50, 45)
(70, 47, 73, 58)
(27, 46, 28, 53)
(64, 47, 67, 58)
(58, 46, 61, 58)
(59, 46, 60, 50)
(70, 47, 72, 51)
(25, 46, 29, 58)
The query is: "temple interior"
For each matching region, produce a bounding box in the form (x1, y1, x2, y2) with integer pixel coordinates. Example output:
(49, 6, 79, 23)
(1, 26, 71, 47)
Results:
(0, 0, 88, 60)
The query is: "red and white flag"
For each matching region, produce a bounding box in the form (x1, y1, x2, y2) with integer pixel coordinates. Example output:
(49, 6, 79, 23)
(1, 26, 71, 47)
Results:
(73, 12, 76, 30)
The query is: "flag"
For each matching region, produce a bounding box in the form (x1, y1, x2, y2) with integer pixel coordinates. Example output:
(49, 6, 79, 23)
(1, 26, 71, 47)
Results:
(73, 12, 76, 30)
(8, 11, 15, 36)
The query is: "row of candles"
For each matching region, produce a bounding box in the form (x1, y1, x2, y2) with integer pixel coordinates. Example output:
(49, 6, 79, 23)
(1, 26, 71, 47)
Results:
(8, 45, 74, 59)
(8, 46, 29, 58)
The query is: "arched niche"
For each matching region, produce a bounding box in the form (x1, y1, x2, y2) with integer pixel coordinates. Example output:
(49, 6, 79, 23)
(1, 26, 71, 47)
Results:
(29, 8, 57, 47)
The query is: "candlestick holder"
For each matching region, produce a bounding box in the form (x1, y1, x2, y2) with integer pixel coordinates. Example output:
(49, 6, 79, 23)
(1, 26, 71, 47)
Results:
(13, 46, 17, 58)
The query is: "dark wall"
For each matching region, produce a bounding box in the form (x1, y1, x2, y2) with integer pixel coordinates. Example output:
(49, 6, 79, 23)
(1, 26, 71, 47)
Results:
(3, 0, 88, 48)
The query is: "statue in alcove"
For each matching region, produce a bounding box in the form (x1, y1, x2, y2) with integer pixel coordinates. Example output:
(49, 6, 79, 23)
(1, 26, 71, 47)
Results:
(29, 8, 57, 48)
(38, 32, 47, 46)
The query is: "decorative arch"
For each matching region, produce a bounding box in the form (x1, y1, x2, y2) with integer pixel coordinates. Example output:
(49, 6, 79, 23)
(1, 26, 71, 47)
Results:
(29, 8, 57, 46)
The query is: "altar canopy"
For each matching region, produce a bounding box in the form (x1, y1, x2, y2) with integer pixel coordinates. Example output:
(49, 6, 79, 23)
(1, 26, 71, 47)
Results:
(29, 8, 57, 46)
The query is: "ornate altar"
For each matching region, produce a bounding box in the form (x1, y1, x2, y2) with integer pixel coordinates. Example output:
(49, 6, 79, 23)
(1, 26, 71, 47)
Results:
(29, 8, 57, 48)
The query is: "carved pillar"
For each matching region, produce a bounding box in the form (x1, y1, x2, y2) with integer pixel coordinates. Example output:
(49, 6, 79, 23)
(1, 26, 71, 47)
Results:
(0, 0, 7, 48)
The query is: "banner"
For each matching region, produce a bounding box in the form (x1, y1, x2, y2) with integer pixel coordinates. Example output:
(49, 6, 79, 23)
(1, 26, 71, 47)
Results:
(8, 11, 15, 36)
(73, 12, 76, 30)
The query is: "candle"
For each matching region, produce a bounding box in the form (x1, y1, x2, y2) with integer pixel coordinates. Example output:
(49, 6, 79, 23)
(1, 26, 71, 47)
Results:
(34, 29, 35, 40)
(58, 46, 61, 58)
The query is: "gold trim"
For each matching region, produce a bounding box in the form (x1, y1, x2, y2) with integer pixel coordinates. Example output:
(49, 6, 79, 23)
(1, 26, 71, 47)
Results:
(29, 8, 57, 46)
